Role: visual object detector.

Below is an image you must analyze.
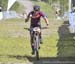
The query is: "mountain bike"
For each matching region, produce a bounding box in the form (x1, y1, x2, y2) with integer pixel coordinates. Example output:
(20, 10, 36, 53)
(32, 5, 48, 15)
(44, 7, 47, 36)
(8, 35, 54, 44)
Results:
(24, 27, 47, 60)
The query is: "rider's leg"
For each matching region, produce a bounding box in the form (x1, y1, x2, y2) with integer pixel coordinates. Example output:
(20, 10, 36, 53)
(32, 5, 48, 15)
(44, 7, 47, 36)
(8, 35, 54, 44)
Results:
(39, 28, 43, 44)
(31, 35, 34, 51)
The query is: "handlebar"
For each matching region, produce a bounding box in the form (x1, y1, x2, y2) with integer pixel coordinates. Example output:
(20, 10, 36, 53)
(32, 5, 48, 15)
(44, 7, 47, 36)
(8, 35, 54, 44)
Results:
(24, 27, 48, 31)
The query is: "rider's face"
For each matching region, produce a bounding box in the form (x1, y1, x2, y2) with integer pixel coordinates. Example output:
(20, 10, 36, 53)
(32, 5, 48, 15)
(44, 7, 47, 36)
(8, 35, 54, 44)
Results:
(34, 10, 39, 14)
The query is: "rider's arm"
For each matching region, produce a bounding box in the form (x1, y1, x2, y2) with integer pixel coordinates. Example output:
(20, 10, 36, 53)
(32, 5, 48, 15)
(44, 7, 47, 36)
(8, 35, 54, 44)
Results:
(43, 16, 49, 26)
(25, 12, 31, 22)
(40, 12, 49, 26)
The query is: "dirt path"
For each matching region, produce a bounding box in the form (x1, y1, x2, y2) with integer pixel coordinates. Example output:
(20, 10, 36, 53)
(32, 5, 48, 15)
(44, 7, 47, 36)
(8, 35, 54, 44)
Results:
(17, 0, 33, 14)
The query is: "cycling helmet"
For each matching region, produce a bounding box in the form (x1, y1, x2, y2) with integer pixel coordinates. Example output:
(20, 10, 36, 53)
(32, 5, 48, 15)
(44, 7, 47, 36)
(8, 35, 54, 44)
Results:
(33, 5, 40, 11)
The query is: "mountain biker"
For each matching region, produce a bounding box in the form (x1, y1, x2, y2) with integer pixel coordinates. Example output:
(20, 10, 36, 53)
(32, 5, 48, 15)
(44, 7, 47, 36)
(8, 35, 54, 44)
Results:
(25, 5, 49, 55)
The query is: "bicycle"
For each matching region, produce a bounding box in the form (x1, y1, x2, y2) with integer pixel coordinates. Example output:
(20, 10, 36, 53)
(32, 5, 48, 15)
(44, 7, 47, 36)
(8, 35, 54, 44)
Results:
(33, 27, 49, 60)
(24, 27, 47, 60)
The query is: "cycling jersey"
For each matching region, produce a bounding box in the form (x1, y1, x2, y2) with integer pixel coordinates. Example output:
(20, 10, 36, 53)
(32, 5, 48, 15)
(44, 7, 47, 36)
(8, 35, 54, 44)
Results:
(27, 11, 46, 27)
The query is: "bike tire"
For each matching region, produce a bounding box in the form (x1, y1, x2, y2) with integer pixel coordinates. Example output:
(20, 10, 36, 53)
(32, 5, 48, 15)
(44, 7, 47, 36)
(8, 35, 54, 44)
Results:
(34, 33, 40, 60)
(36, 50, 39, 60)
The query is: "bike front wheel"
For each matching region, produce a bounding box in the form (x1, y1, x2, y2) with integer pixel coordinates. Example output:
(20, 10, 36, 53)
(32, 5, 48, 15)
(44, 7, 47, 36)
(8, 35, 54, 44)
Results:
(34, 33, 40, 60)
(36, 50, 39, 60)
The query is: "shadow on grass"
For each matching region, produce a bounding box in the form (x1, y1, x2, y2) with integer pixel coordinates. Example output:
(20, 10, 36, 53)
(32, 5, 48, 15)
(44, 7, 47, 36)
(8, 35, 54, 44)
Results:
(57, 20, 75, 57)
(5, 55, 75, 64)
(23, 21, 75, 63)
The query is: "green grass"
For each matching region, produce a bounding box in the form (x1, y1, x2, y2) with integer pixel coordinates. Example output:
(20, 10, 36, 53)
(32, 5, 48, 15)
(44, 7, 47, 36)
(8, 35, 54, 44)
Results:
(0, 37, 32, 62)
(0, 1, 75, 63)
(0, 17, 59, 63)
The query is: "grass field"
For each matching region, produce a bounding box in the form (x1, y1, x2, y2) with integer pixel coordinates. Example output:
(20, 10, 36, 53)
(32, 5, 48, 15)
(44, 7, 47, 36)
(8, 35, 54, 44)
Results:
(0, 1, 75, 63)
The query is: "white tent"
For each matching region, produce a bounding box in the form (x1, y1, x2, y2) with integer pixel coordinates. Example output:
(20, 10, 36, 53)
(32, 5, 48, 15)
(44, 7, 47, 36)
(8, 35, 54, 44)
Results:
(7, 0, 16, 11)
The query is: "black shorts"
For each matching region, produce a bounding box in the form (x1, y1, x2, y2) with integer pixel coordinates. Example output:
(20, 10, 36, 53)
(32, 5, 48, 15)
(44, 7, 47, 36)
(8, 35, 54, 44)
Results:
(30, 25, 41, 36)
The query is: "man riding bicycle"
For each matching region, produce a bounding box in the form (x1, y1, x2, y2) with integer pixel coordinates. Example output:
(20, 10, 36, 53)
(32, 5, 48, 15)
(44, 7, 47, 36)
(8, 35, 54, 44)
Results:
(25, 5, 49, 55)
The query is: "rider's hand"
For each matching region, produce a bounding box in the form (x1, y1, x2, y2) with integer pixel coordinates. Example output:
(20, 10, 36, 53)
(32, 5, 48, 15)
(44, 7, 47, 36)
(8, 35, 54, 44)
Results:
(46, 24, 49, 29)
